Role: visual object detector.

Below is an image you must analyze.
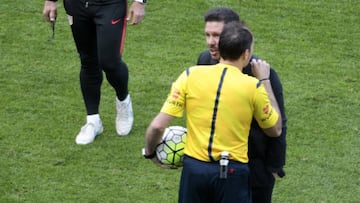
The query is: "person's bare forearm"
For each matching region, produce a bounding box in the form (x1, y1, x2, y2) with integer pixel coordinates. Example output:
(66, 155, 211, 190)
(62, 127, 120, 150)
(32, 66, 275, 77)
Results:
(145, 125, 164, 155)
(144, 112, 174, 154)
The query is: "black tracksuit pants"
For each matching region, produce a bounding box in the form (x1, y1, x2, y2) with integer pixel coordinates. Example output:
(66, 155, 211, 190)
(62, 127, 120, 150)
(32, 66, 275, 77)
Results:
(64, 0, 129, 115)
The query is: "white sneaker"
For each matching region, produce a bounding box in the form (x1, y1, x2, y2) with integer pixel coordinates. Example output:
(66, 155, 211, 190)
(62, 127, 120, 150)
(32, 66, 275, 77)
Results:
(75, 122, 103, 145)
(116, 94, 134, 136)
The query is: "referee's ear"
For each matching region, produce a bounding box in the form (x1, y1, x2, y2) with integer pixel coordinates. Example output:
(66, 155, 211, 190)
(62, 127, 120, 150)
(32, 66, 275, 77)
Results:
(241, 48, 251, 63)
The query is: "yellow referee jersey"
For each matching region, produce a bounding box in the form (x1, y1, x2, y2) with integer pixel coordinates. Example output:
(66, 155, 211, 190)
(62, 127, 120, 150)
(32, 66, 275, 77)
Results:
(160, 63, 279, 163)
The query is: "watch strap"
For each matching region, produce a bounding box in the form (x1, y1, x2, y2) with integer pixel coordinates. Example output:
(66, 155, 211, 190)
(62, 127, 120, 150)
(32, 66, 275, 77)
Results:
(135, 0, 147, 4)
(142, 148, 156, 159)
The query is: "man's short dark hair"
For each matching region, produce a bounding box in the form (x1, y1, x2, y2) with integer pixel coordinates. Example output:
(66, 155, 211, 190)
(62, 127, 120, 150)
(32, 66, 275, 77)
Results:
(219, 21, 253, 61)
(204, 7, 240, 24)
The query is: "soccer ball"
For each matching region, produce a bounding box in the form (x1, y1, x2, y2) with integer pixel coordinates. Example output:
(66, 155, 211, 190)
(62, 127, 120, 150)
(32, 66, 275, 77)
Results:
(156, 126, 187, 166)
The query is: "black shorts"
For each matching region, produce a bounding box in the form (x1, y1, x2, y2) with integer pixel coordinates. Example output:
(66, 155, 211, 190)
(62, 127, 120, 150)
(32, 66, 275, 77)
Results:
(179, 156, 251, 203)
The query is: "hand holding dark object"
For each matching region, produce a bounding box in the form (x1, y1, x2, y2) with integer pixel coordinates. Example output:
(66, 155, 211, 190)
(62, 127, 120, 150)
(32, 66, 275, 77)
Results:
(43, 1, 57, 41)
(43, 1, 57, 23)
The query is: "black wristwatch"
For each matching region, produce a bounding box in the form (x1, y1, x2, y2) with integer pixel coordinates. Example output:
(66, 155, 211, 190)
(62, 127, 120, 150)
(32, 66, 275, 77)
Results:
(47, 0, 57, 2)
(135, 0, 147, 4)
(142, 148, 156, 159)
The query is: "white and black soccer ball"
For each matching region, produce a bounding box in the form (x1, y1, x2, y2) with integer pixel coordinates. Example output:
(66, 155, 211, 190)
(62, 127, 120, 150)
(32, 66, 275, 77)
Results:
(156, 126, 187, 166)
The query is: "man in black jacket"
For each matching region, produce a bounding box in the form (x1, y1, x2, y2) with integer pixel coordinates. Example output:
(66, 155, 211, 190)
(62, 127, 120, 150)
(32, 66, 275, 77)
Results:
(197, 8, 287, 203)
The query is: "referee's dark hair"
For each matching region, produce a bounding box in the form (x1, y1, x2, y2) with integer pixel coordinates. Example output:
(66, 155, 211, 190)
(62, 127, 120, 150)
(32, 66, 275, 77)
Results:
(219, 22, 253, 61)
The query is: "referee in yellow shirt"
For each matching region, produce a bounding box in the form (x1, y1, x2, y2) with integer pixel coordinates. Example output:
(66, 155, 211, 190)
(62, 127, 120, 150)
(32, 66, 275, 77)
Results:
(144, 22, 282, 203)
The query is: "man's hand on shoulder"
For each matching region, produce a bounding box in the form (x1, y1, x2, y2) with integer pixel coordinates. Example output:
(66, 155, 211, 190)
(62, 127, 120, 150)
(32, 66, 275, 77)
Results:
(250, 59, 270, 81)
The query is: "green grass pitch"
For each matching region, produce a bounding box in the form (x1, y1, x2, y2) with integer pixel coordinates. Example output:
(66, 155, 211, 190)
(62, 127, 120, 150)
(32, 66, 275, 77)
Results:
(0, 0, 359, 202)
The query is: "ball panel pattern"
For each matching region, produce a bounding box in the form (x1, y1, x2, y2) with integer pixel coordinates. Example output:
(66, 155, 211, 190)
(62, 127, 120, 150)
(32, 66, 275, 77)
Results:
(156, 126, 187, 166)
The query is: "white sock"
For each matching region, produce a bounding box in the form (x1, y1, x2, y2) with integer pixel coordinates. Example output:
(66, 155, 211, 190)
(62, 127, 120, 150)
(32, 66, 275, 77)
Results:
(87, 114, 100, 124)
(117, 94, 130, 103)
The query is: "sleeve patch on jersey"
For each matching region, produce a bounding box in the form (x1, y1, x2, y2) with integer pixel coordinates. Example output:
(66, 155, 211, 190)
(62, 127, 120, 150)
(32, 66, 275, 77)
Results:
(263, 104, 269, 114)
(172, 90, 181, 99)
(261, 108, 273, 122)
(165, 99, 184, 108)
